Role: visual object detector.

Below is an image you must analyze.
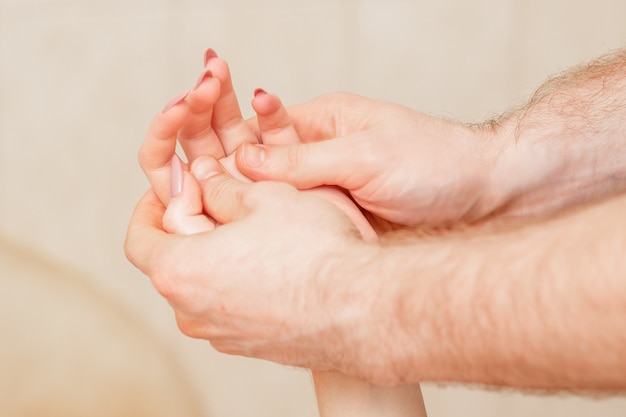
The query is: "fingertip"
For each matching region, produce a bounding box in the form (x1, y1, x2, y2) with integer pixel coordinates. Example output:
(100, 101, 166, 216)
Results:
(190, 155, 224, 181)
(235, 143, 285, 183)
(251, 89, 281, 116)
(204, 48, 218, 67)
(162, 92, 188, 113)
(239, 143, 266, 169)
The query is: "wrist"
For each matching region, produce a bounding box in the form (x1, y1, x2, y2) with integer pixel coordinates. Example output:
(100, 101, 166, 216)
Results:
(331, 240, 445, 385)
(466, 116, 568, 219)
(488, 113, 626, 218)
(485, 53, 626, 218)
(319, 241, 395, 382)
(456, 121, 510, 222)
(482, 117, 538, 213)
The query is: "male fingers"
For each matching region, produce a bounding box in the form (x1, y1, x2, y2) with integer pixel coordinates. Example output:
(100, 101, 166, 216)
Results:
(125, 190, 209, 304)
(235, 135, 372, 191)
(281, 93, 365, 143)
(124, 189, 172, 276)
(190, 155, 255, 224)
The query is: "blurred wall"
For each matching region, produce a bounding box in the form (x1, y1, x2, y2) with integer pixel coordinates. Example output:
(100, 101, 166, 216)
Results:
(0, 0, 625, 416)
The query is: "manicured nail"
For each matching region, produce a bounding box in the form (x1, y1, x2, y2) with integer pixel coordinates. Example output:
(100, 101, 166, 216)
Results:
(242, 143, 266, 168)
(170, 155, 183, 197)
(162, 92, 188, 113)
(203, 48, 218, 66)
(191, 156, 222, 180)
(194, 70, 213, 90)
(254, 88, 267, 97)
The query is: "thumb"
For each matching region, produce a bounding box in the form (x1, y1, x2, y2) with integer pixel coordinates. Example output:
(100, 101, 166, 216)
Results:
(235, 139, 366, 190)
(190, 155, 254, 224)
(163, 168, 216, 235)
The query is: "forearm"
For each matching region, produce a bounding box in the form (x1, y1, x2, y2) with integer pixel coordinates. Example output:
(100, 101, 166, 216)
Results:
(488, 49, 626, 217)
(349, 192, 626, 389)
(313, 371, 426, 417)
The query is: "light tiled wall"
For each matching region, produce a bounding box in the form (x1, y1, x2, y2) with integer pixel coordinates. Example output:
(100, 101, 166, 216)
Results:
(0, 0, 625, 416)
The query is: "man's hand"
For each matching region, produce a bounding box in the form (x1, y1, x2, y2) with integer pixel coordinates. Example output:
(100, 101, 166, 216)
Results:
(238, 50, 626, 228)
(125, 156, 378, 372)
(238, 93, 502, 227)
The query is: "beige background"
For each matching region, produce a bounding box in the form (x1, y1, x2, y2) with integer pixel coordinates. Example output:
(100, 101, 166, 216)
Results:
(1, 0, 625, 416)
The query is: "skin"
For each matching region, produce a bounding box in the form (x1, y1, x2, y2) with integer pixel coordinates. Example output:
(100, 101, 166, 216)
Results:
(361, 192, 626, 389)
(126, 49, 626, 390)
(240, 93, 496, 228)
(236, 51, 626, 228)
(136, 51, 426, 416)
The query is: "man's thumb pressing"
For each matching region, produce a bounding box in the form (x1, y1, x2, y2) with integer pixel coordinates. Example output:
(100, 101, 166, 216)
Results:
(236, 141, 352, 190)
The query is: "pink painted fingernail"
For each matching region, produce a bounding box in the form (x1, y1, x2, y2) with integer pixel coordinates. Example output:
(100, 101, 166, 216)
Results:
(254, 88, 267, 97)
(162, 92, 188, 113)
(204, 48, 218, 66)
(194, 70, 213, 90)
(170, 155, 183, 197)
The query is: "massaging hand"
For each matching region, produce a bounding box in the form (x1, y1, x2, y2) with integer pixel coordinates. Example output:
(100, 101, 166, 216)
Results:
(128, 49, 373, 374)
(129, 51, 425, 398)
(237, 93, 503, 227)
(126, 156, 373, 374)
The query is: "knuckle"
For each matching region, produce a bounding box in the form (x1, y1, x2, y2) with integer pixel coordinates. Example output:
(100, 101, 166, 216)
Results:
(209, 340, 240, 356)
(285, 145, 309, 180)
(146, 252, 186, 304)
(331, 91, 356, 103)
(150, 268, 177, 300)
(204, 175, 239, 202)
(209, 340, 227, 353)
(175, 314, 201, 338)
(123, 234, 137, 266)
(318, 91, 355, 105)
(161, 210, 178, 234)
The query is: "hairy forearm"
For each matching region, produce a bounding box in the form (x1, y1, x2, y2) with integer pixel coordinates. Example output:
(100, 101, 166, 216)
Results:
(348, 192, 626, 389)
(488, 49, 626, 217)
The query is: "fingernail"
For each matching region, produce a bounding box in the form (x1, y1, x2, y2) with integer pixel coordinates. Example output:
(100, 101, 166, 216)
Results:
(254, 88, 267, 97)
(162, 92, 188, 113)
(191, 156, 222, 180)
(203, 48, 218, 66)
(242, 143, 266, 168)
(170, 155, 183, 197)
(194, 70, 213, 90)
